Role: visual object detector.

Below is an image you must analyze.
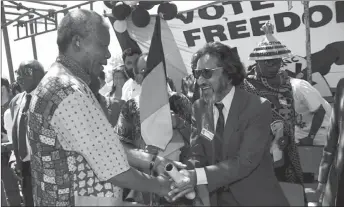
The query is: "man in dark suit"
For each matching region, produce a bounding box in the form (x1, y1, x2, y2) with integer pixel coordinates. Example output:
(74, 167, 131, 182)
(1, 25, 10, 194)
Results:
(168, 42, 289, 206)
(9, 60, 45, 206)
(317, 78, 344, 206)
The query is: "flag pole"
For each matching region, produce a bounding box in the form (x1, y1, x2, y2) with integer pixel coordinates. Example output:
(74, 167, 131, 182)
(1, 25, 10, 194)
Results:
(303, 1, 312, 83)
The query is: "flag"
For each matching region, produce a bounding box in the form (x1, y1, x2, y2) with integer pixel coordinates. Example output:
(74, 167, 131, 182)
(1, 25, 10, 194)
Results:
(140, 16, 173, 150)
(287, 1, 293, 11)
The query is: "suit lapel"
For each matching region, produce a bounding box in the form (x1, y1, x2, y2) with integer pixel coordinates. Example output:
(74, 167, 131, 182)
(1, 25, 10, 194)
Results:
(222, 88, 248, 158)
(11, 93, 25, 163)
(198, 100, 215, 164)
(16, 93, 27, 135)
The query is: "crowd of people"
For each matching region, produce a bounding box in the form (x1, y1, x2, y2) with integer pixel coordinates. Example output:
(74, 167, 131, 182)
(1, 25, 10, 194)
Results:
(1, 9, 343, 207)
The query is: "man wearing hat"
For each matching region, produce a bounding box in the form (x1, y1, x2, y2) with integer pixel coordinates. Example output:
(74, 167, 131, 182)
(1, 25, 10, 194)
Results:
(240, 21, 306, 203)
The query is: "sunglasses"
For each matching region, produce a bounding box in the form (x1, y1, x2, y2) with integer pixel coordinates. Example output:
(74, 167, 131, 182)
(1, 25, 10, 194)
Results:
(193, 67, 222, 79)
(260, 59, 282, 67)
(15, 67, 33, 78)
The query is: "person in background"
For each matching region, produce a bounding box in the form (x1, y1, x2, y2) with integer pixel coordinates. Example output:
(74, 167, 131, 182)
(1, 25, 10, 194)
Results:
(1, 78, 11, 113)
(104, 64, 129, 126)
(290, 77, 332, 146)
(1, 78, 22, 207)
(121, 48, 176, 101)
(121, 48, 142, 101)
(3, 82, 22, 143)
(240, 22, 304, 195)
(116, 53, 192, 205)
(317, 78, 344, 206)
(2, 78, 11, 141)
(27, 9, 182, 206)
(168, 41, 289, 206)
(10, 82, 22, 96)
(181, 54, 201, 103)
(8, 60, 45, 207)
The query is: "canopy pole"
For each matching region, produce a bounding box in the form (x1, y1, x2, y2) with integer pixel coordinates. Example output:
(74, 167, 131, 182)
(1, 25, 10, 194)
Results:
(304, 1, 312, 83)
(1, 2, 15, 83)
(29, 16, 37, 60)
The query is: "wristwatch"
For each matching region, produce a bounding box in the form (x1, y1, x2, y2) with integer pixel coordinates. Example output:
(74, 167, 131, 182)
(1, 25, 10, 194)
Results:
(149, 154, 158, 172)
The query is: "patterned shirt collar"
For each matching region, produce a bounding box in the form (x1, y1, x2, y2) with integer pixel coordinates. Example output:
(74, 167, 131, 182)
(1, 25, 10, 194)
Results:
(56, 55, 91, 85)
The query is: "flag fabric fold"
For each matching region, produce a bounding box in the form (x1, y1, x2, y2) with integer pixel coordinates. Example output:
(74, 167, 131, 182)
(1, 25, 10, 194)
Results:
(140, 16, 173, 150)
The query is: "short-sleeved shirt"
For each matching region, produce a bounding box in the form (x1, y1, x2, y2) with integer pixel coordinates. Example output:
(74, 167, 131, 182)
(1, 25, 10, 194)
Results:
(121, 79, 141, 102)
(290, 78, 332, 145)
(28, 56, 130, 206)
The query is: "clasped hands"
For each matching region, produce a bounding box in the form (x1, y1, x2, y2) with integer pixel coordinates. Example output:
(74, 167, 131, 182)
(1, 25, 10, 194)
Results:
(154, 157, 197, 202)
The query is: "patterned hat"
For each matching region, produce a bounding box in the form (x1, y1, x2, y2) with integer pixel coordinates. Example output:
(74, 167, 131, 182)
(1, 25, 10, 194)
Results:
(249, 21, 292, 60)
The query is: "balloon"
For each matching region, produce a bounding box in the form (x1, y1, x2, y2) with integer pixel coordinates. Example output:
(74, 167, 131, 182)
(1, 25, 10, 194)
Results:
(113, 20, 127, 33)
(104, 1, 117, 9)
(138, 1, 160, 10)
(112, 2, 131, 20)
(157, 2, 178, 20)
(132, 6, 150, 28)
(123, 1, 138, 6)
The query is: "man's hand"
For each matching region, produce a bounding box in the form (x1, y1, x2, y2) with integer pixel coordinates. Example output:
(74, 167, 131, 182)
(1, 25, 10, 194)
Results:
(154, 156, 186, 176)
(298, 135, 314, 146)
(168, 169, 197, 202)
(156, 175, 173, 197)
(316, 183, 325, 204)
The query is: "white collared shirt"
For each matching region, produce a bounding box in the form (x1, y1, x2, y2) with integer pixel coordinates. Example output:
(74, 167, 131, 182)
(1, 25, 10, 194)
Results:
(121, 78, 142, 101)
(213, 86, 235, 129)
(196, 86, 236, 185)
(290, 78, 332, 145)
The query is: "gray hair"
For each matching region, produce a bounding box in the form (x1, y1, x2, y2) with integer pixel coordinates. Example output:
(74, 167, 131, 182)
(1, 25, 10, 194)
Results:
(56, 9, 108, 53)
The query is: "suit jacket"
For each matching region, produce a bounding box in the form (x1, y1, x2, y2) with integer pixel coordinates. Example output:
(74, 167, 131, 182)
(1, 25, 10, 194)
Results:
(8, 92, 27, 169)
(318, 78, 344, 206)
(186, 87, 289, 206)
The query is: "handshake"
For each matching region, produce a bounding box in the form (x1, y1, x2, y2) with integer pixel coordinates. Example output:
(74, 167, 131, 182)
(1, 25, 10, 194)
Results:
(154, 159, 198, 203)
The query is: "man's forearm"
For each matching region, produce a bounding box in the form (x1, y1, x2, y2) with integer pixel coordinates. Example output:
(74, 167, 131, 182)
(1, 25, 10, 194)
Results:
(309, 105, 326, 138)
(109, 167, 162, 195)
(122, 143, 155, 171)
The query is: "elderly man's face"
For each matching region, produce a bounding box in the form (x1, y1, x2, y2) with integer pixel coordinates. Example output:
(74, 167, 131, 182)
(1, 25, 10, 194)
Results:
(256, 58, 282, 78)
(80, 24, 111, 78)
(16, 67, 42, 92)
(196, 54, 228, 102)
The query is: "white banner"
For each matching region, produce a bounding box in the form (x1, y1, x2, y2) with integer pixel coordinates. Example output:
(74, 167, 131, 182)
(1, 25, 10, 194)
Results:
(127, 1, 344, 91)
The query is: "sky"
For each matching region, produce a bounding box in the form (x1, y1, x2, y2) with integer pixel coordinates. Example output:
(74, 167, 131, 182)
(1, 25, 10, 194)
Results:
(1, 1, 213, 81)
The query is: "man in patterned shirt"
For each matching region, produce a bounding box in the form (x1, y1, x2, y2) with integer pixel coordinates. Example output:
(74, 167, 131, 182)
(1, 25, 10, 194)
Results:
(28, 9, 181, 206)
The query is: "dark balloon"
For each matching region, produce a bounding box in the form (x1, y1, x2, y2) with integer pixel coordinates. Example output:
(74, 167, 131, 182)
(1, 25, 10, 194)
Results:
(157, 2, 178, 20)
(104, 1, 117, 9)
(132, 6, 150, 28)
(112, 2, 131, 20)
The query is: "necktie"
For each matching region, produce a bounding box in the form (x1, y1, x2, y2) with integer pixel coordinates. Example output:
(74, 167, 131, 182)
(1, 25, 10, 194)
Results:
(18, 93, 31, 160)
(214, 103, 224, 162)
